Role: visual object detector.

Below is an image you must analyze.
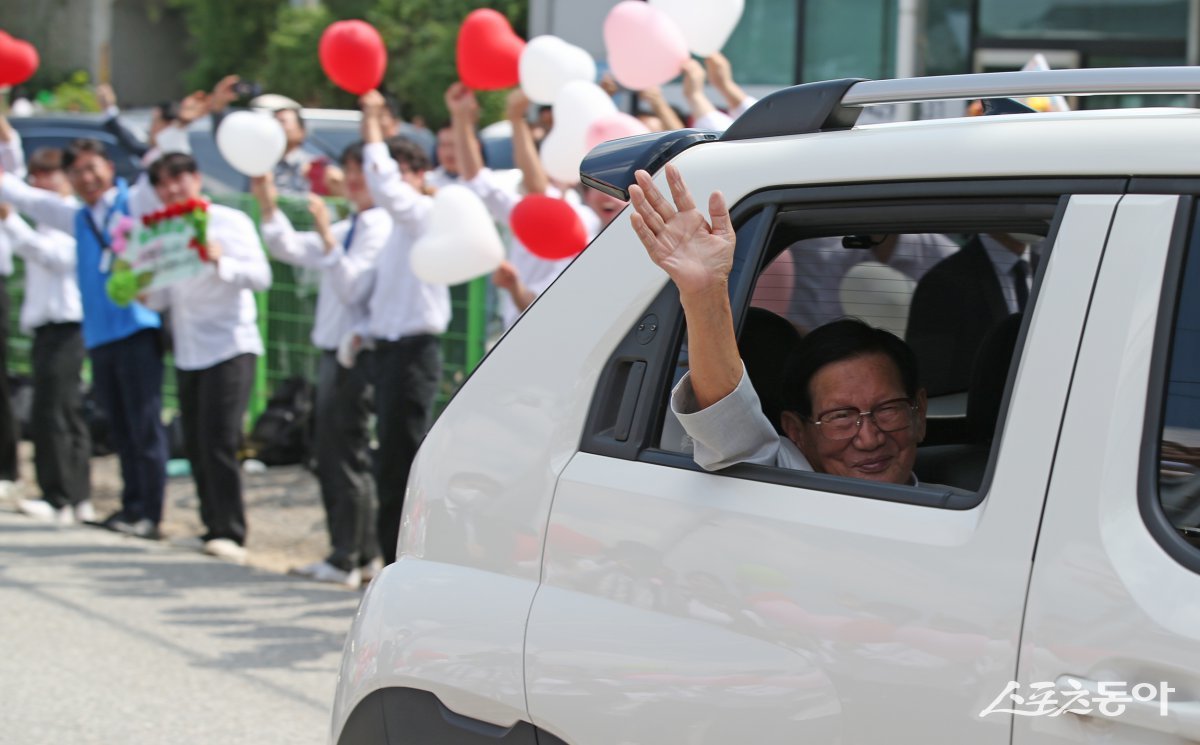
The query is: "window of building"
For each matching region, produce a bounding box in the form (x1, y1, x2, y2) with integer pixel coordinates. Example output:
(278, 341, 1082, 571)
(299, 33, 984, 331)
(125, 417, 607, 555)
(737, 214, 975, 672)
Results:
(802, 0, 896, 81)
(723, 0, 800, 86)
(978, 0, 1189, 42)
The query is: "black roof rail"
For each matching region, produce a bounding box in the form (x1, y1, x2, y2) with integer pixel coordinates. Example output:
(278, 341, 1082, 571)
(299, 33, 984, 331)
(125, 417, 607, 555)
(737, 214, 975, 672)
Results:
(720, 78, 868, 141)
(982, 97, 1037, 115)
(580, 129, 720, 201)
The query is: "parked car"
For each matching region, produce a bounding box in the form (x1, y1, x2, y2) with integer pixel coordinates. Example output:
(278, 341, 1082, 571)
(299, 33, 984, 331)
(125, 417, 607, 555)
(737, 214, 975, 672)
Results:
(8, 113, 146, 183)
(329, 67, 1200, 745)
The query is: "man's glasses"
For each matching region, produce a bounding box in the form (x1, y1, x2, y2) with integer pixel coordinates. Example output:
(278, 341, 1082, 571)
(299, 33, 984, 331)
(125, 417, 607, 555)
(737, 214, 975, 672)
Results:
(811, 398, 918, 440)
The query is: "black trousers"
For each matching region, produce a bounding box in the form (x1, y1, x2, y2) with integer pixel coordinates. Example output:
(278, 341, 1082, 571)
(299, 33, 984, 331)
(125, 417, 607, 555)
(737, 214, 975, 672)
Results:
(177, 353, 256, 545)
(90, 329, 168, 523)
(0, 283, 20, 481)
(315, 350, 379, 572)
(372, 335, 441, 565)
(31, 323, 90, 508)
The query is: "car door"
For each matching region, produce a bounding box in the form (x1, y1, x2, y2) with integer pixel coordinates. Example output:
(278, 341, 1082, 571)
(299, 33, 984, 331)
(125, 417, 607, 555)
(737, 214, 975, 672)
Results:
(523, 192, 1121, 745)
(1014, 192, 1200, 744)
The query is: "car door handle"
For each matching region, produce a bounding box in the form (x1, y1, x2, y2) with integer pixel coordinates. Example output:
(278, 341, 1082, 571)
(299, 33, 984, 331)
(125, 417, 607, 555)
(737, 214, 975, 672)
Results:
(1055, 675, 1200, 740)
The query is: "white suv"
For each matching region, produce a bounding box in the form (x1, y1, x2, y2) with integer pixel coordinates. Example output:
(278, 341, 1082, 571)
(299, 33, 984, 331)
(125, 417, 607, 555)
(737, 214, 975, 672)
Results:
(330, 68, 1200, 744)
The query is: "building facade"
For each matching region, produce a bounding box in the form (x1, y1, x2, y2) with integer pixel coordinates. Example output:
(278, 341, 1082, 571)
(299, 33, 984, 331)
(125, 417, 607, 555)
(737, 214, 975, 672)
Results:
(530, 0, 1200, 111)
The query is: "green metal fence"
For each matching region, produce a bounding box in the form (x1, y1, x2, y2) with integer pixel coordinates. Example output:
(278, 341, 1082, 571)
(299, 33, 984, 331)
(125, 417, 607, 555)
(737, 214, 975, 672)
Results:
(6, 194, 490, 426)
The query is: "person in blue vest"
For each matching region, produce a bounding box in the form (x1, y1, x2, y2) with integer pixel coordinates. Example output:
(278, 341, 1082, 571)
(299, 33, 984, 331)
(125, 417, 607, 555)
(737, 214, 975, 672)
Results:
(0, 138, 168, 539)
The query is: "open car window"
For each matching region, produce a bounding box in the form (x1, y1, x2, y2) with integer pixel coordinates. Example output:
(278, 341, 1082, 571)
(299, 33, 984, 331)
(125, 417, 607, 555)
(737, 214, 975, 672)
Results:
(657, 196, 1060, 498)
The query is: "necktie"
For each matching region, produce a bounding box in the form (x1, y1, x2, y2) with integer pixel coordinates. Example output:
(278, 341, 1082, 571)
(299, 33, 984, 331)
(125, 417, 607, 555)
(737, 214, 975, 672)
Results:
(343, 213, 359, 252)
(1012, 259, 1030, 312)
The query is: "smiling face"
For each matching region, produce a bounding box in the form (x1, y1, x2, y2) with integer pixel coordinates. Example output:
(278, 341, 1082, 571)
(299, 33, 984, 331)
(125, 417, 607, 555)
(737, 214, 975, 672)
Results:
(66, 151, 115, 206)
(782, 352, 926, 485)
(153, 169, 203, 206)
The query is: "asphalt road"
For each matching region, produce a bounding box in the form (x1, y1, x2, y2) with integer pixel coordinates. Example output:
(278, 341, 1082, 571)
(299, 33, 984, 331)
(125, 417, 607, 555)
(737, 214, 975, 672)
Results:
(0, 510, 362, 744)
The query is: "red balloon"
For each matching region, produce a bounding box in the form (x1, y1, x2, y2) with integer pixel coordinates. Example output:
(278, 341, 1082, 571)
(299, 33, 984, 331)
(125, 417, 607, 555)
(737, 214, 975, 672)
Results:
(0, 32, 36, 87)
(456, 9, 524, 91)
(510, 194, 588, 260)
(8, 40, 39, 86)
(319, 20, 386, 95)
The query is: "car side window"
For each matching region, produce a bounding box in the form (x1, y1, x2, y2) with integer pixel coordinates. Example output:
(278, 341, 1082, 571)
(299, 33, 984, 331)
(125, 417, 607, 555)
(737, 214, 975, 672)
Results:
(656, 194, 1061, 501)
(1157, 219, 1200, 551)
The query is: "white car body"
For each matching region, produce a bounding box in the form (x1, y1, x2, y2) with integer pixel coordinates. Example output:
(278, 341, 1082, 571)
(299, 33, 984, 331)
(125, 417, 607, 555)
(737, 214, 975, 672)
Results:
(331, 72, 1200, 744)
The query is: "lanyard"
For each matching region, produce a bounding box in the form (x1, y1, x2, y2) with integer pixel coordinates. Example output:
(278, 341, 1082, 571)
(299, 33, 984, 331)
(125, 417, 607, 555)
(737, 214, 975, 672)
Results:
(82, 198, 118, 249)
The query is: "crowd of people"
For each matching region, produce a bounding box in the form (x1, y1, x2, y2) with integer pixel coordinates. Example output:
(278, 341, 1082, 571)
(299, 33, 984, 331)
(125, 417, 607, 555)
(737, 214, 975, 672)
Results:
(0, 55, 761, 587)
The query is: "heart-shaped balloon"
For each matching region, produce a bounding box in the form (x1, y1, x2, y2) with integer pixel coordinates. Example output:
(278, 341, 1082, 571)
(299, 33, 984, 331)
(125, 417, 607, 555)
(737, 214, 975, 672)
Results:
(410, 184, 505, 286)
(519, 36, 597, 106)
(585, 112, 650, 151)
(540, 80, 617, 184)
(510, 194, 589, 260)
(319, 20, 387, 95)
(0, 34, 38, 87)
(457, 9, 525, 91)
(603, 1, 689, 91)
(649, 0, 745, 57)
(215, 111, 287, 177)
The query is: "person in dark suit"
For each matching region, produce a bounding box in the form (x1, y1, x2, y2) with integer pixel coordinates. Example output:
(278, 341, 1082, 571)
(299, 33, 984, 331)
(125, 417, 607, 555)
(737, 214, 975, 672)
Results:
(905, 234, 1034, 396)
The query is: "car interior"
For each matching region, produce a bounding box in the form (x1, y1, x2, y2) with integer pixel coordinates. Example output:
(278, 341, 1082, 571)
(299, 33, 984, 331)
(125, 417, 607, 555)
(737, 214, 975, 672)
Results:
(657, 201, 1058, 495)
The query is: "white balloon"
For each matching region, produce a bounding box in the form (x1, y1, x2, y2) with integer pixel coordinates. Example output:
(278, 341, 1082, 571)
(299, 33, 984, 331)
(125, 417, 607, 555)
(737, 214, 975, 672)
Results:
(215, 111, 287, 177)
(649, 0, 744, 56)
(539, 128, 584, 185)
(520, 35, 597, 106)
(410, 185, 505, 286)
(552, 80, 617, 136)
(539, 80, 617, 184)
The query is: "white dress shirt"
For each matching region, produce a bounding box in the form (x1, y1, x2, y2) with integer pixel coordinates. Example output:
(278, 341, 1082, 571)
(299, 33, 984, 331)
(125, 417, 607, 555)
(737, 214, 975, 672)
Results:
(980, 235, 1034, 314)
(362, 141, 450, 341)
(144, 204, 272, 370)
(260, 206, 391, 350)
(465, 167, 598, 328)
(0, 129, 26, 178)
(0, 211, 82, 331)
(0, 170, 160, 240)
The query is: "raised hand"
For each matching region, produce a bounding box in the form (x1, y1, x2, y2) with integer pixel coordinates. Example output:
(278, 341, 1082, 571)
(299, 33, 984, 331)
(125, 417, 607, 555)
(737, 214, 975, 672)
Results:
(505, 89, 529, 123)
(444, 82, 478, 121)
(210, 75, 241, 114)
(629, 164, 735, 298)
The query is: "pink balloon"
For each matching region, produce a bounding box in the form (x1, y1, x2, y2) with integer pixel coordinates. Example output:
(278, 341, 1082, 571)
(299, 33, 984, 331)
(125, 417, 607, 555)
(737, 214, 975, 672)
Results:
(603, 1, 689, 91)
(585, 112, 650, 150)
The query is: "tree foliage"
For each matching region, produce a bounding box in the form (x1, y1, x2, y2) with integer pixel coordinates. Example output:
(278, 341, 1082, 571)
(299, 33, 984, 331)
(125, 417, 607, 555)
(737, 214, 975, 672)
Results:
(169, 0, 527, 128)
(166, 0, 284, 90)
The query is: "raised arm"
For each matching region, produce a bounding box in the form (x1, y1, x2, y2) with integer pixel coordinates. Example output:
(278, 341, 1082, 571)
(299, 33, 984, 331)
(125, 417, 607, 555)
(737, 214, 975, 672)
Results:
(0, 109, 26, 177)
(639, 86, 685, 132)
(507, 89, 549, 196)
(0, 207, 76, 273)
(360, 90, 431, 228)
(255, 178, 335, 268)
(705, 53, 756, 118)
(682, 59, 732, 132)
(446, 83, 484, 182)
(0, 172, 78, 234)
(629, 164, 741, 408)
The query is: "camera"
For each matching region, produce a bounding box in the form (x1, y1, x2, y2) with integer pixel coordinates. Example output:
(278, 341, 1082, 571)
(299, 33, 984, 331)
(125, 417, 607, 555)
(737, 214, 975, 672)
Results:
(233, 80, 263, 99)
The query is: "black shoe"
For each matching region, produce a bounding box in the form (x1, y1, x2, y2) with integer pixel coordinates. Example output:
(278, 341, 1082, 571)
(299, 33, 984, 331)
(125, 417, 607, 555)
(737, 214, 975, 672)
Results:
(108, 517, 161, 540)
(85, 510, 125, 529)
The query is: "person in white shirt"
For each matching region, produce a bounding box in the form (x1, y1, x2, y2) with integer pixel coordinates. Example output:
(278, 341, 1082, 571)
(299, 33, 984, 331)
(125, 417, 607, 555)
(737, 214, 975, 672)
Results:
(254, 141, 391, 587)
(0, 142, 92, 523)
(359, 90, 451, 565)
(142, 153, 272, 563)
(446, 85, 612, 330)
(0, 135, 167, 539)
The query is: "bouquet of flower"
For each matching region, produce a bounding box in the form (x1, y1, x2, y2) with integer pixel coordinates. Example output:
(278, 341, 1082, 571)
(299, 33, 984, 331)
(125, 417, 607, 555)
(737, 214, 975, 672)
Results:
(106, 199, 211, 306)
